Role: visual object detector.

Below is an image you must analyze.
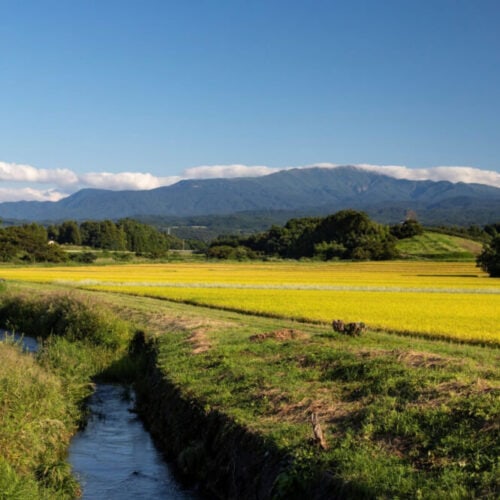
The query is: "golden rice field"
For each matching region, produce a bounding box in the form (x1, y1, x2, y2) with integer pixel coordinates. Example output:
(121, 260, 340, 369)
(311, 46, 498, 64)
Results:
(1, 261, 498, 344)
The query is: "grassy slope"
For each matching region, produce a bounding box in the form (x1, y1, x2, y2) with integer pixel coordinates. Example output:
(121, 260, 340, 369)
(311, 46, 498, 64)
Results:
(396, 232, 483, 260)
(86, 286, 499, 498)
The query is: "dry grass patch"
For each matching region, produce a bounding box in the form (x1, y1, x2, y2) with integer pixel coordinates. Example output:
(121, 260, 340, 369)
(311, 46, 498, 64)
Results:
(249, 328, 308, 342)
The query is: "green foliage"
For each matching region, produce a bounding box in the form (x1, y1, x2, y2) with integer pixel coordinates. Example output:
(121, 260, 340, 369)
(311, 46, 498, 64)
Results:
(305, 210, 398, 260)
(56, 221, 81, 245)
(0, 223, 68, 263)
(118, 218, 173, 254)
(80, 220, 126, 250)
(0, 292, 130, 348)
(0, 457, 45, 500)
(483, 222, 500, 239)
(476, 235, 500, 277)
(212, 210, 399, 261)
(207, 245, 256, 260)
(397, 232, 482, 261)
(0, 344, 80, 499)
(51, 218, 182, 256)
(69, 251, 98, 263)
(390, 219, 424, 239)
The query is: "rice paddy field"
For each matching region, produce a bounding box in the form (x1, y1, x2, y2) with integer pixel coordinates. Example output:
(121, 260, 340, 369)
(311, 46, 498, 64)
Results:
(1, 260, 498, 345)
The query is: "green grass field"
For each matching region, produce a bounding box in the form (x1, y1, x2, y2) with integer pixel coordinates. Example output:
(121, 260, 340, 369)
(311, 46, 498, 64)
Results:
(0, 252, 498, 498)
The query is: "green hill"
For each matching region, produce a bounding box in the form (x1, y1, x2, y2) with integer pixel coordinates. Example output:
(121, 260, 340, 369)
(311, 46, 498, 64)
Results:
(397, 231, 483, 260)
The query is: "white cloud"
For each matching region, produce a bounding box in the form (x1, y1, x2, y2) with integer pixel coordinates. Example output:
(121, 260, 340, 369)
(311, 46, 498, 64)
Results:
(351, 164, 500, 188)
(0, 161, 78, 185)
(301, 163, 500, 188)
(182, 164, 281, 179)
(80, 172, 181, 190)
(0, 187, 68, 202)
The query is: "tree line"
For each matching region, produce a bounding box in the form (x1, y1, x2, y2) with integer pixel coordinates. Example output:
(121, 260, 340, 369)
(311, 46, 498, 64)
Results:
(0, 219, 183, 263)
(207, 210, 424, 261)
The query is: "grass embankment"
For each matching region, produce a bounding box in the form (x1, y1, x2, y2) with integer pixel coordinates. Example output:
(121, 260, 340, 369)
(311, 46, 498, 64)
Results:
(93, 289, 500, 499)
(0, 342, 79, 499)
(0, 290, 136, 499)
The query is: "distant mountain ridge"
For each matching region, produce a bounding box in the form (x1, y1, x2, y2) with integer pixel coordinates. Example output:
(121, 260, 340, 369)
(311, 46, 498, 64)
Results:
(1, 166, 499, 225)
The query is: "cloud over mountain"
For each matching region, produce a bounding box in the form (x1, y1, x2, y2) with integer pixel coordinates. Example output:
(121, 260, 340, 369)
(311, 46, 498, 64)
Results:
(183, 164, 280, 179)
(0, 160, 499, 202)
(344, 164, 500, 187)
(0, 162, 78, 186)
(80, 172, 181, 191)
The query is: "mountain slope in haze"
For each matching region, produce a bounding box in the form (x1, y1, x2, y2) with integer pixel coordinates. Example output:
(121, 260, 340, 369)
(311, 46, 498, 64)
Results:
(0, 166, 499, 224)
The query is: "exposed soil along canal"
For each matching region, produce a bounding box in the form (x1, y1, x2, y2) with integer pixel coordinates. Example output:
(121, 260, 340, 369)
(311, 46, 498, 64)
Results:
(1, 332, 197, 500)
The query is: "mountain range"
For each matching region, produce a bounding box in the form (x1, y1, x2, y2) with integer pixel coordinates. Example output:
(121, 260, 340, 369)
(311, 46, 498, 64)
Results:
(1, 166, 499, 226)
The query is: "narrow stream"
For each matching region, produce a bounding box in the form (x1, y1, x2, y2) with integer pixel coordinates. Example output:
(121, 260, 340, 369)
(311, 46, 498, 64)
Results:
(1, 331, 197, 499)
(69, 384, 196, 499)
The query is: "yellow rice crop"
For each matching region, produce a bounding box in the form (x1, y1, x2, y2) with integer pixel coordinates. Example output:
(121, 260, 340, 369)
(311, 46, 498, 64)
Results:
(1, 261, 498, 344)
(0, 261, 497, 290)
(84, 285, 499, 344)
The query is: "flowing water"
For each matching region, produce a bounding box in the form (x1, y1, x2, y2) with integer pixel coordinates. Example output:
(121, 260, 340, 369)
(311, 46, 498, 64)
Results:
(1, 332, 197, 499)
(69, 384, 196, 499)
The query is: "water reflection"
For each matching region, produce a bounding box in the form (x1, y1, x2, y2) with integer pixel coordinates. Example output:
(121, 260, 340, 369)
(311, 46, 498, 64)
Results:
(0, 329, 38, 352)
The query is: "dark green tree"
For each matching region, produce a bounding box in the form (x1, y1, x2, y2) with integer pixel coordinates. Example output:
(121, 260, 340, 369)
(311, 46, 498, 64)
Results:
(301, 210, 398, 260)
(57, 220, 82, 245)
(390, 219, 424, 239)
(476, 236, 500, 277)
(80, 220, 125, 250)
(119, 218, 169, 255)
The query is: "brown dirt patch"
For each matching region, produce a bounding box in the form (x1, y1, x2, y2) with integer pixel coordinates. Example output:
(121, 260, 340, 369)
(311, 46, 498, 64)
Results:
(259, 386, 355, 427)
(396, 350, 448, 368)
(166, 316, 232, 354)
(458, 239, 482, 254)
(249, 328, 308, 342)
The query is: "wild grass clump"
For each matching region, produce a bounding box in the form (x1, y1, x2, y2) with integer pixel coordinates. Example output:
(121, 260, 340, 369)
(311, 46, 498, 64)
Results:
(0, 343, 80, 499)
(0, 291, 130, 348)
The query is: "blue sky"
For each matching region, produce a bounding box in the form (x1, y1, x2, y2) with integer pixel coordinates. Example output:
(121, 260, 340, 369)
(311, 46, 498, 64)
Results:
(1, 0, 499, 201)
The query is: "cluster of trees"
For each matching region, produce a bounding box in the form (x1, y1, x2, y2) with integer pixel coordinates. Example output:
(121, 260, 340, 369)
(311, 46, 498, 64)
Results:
(0, 219, 183, 263)
(208, 210, 414, 261)
(0, 223, 68, 263)
(47, 219, 183, 255)
(476, 223, 500, 277)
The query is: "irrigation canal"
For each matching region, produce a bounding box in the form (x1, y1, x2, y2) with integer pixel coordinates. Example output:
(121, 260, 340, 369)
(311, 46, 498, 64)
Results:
(1, 331, 198, 499)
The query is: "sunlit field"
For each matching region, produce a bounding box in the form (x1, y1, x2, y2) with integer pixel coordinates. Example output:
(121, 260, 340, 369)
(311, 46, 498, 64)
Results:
(1, 261, 498, 344)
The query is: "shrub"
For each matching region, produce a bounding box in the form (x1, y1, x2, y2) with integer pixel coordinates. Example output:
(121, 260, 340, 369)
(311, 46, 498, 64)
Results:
(70, 251, 98, 263)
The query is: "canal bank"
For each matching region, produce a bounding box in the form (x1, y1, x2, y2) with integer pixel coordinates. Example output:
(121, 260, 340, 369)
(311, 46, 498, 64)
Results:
(1, 331, 196, 499)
